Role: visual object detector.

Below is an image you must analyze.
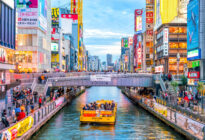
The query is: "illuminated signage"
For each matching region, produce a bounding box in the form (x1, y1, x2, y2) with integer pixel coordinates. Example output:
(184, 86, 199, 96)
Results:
(188, 72, 200, 79)
(188, 79, 199, 86)
(163, 28, 169, 56)
(51, 43, 58, 51)
(187, 49, 201, 60)
(135, 9, 143, 33)
(123, 38, 128, 48)
(187, 0, 199, 51)
(52, 8, 60, 27)
(155, 65, 164, 73)
(128, 37, 133, 46)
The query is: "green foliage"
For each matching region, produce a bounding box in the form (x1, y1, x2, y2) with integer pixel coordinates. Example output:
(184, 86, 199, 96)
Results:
(197, 82, 204, 96)
(171, 81, 178, 92)
(181, 75, 187, 86)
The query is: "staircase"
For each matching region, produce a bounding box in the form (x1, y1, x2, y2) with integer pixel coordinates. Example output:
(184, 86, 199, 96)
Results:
(33, 84, 46, 95)
(167, 82, 176, 95)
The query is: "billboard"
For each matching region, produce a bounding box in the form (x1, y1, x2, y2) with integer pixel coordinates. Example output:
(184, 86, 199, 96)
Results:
(121, 38, 128, 48)
(61, 14, 78, 23)
(52, 8, 60, 27)
(17, 8, 38, 27)
(187, 0, 199, 51)
(38, 0, 47, 32)
(135, 9, 143, 33)
(187, 49, 201, 60)
(154, 0, 189, 29)
(16, 0, 38, 8)
(51, 43, 59, 51)
(61, 18, 72, 34)
(128, 37, 133, 46)
(137, 43, 142, 68)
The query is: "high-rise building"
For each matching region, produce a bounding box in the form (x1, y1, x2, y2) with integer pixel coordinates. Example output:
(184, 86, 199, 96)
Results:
(154, 0, 188, 75)
(106, 54, 112, 66)
(0, 0, 16, 84)
(16, 0, 51, 73)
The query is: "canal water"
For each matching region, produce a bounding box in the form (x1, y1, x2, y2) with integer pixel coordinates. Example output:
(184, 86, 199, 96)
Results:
(32, 87, 185, 140)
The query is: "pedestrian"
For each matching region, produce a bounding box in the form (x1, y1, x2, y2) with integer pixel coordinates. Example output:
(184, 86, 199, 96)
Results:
(1, 110, 9, 128)
(39, 95, 42, 108)
(17, 109, 26, 121)
(12, 109, 16, 123)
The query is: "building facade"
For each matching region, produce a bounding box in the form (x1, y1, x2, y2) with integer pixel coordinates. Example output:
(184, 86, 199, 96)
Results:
(16, 0, 51, 73)
(0, 0, 16, 84)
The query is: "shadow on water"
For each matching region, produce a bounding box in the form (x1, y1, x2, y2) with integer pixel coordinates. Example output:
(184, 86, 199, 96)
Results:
(31, 86, 186, 140)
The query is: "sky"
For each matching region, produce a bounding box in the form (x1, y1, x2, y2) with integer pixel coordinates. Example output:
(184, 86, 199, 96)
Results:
(52, 0, 145, 62)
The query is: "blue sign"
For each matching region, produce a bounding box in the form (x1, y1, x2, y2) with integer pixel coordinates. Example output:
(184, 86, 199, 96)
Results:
(187, 49, 201, 61)
(187, 0, 199, 51)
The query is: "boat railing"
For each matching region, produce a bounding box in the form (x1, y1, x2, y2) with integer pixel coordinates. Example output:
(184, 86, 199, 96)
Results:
(81, 109, 115, 117)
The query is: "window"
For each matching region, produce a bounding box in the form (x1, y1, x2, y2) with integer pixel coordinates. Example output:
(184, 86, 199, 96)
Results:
(169, 27, 187, 34)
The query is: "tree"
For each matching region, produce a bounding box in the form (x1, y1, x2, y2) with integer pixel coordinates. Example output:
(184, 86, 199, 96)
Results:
(197, 82, 204, 96)
(181, 75, 187, 87)
(171, 81, 178, 93)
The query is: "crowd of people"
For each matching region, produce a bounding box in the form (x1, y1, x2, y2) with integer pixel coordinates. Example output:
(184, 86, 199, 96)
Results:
(38, 75, 48, 84)
(83, 101, 115, 111)
(1, 86, 48, 129)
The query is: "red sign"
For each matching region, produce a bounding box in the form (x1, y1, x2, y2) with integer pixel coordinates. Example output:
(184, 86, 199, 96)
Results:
(61, 14, 78, 22)
(137, 43, 142, 68)
(188, 72, 200, 79)
(146, 30, 153, 35)
(51, 28, 56, 34)
(146, 11, 153, 17)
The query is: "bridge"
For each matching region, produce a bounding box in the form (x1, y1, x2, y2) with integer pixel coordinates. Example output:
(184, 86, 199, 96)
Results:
(46, 73, 154, 87)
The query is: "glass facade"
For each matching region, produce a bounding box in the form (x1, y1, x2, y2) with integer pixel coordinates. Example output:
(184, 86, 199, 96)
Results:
(0, 1, 15, 50)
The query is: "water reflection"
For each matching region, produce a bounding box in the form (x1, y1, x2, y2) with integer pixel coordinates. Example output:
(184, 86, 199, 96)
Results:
(32, 87, 185, 140)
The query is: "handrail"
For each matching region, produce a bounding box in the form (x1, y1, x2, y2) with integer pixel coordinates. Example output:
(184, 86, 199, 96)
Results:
(157, 75, 166, 92)
(31, 78, 37, 93)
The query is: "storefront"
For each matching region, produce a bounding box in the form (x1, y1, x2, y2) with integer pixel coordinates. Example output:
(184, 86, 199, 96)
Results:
(15, 51, 37, 73)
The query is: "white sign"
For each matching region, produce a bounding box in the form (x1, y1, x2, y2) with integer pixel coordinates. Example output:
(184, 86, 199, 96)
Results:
(90, 75, 111, 82)
(17, 8, 38, 27)
(61, 18, 72, 34)
(2, 0, 14, 9)
(163, 28, 169, 56)
(155, 65, 164, 73)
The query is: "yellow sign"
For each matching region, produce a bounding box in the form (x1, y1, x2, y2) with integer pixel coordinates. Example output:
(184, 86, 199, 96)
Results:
(51, 54, 59, 63)
(155, 0, 188, 26)
(2, 116, 34, 140)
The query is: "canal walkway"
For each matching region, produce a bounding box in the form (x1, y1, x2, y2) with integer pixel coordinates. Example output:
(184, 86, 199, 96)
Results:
(0, 87, 85, 140)
(121, 88, 205, 140)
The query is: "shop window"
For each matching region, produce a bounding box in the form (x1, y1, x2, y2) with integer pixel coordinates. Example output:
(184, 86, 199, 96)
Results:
(169, 27, 187, 34)
(17, 34, 32, 46)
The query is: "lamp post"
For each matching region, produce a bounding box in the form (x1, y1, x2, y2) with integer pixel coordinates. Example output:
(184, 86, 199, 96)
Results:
(177, 53, 180, 76)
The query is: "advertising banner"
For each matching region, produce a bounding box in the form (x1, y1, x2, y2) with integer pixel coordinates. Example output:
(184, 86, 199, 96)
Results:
(137, 44, 142, 68)
(17, 8, 38, 27)
(51, 43, 58, 51)
(55, 97, 65, 107)
(61, 18, 72, 34)
(52, 8, 60, 27)
(163, 28, 169, 56)
(38, 0, 47, 32)
(176, 113, 204, 136)
(187, 49, 201, 60)
(188, 72, 200, 79)
(1, 116, 34, 140)
(187, 0, 199, 51)
(135, 9, 143, 33)
(61, 14, 78, 23)
(90, 75, 111, 82)
(146, 11, 154, 23)
(16, 0, 38, 8)
(155, 65, 164, 73)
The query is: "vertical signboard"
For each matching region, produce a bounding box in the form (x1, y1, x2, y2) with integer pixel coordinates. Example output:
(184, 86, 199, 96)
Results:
(123, 38, 128, 48)
(38, 0, 47, 32)
(52, 8, 60, 27)
(137, 42, 142, 68)
(187, 0, 199, 51)
(163, 28, 169, 56)
(135, 9, 143, 33)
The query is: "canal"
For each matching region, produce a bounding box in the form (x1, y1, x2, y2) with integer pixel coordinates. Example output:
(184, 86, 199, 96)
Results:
(32, 87, 185, 140)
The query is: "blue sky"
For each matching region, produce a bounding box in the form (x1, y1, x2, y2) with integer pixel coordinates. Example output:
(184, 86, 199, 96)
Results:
(52, 0, 145, 62)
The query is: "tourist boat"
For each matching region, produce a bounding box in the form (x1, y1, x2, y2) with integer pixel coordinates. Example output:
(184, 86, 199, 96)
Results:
(80, 100, 117, 125)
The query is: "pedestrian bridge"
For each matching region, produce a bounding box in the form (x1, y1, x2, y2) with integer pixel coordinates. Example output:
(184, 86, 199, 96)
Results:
(46, 73, 154, 87)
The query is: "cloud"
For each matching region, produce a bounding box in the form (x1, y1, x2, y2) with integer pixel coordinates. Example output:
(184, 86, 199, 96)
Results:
(86, 42, 121, 56)
(84, 29, 133, 39)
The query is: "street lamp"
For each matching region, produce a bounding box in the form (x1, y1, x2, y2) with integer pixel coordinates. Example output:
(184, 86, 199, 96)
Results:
(177, 53, 180, 76)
